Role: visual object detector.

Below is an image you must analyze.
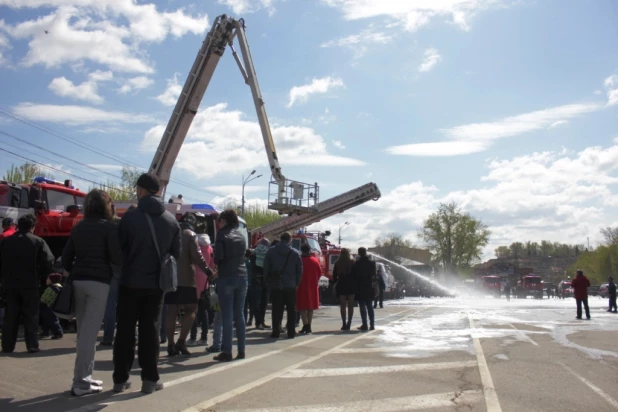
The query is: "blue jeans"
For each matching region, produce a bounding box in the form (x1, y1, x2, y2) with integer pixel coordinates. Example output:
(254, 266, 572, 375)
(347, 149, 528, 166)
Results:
(212, 311, 222, 349)
(102, 277, 120, 343)
(358, 299, 375, 326)
(218, 276, 247, 354)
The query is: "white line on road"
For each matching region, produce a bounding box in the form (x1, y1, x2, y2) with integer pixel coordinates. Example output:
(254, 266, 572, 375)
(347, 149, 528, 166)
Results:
(280, 360, 478, 378)
(181, 306, 434, 412)
(334, 346, 418, 354)
(469, 315, 503, 412)
(507, 323, 539, 346)
(560, 363, 618, 409)
(221, 390, 484, 412)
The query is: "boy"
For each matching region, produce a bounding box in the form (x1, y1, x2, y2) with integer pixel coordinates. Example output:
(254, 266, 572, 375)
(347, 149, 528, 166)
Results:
(40, 273, 64, 339)
(206, 280, 222, 353)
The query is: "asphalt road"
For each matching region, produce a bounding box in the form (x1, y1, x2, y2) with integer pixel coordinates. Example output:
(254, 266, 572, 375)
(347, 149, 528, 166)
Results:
(1, 295, 617, 412)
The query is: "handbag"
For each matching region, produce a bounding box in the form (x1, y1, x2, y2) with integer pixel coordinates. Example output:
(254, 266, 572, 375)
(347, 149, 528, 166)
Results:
(52, 275, 75, 320)
(143, 212, 178, 293)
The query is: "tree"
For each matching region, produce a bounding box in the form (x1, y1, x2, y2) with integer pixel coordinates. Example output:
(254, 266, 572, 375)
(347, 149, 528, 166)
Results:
(419, 202, 490, 273)
(218, 200, 280, 230)
(374, 233, 414, 261)
(2, 163, 53, 184)
(495, 246, 511, 258)
(600, 226, 618, 245)
(121, 166, 141, 188)
(509, 242, 524, 258)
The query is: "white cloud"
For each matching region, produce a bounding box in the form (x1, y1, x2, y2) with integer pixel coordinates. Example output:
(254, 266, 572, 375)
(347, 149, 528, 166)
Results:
(0, 32, 10, 66)
(321, 26, 394, 58)
(322, 0, 503, 32)
(605, 74, 618, 106)
(385, 141, 489, 156)
(312, 142, 618, 259)
(217, 0, 277, 14)
(332, 140, 346, 149)
(418, 48, 442, 72)
(156, 73, 182, 106)
(118, 76, 154, 94)
(48, 70, 113, 104)
(441, 103, 600, 141)
(140, 103, 365, 179)
(287, 76, 345, 108)
(13, 102, 154, 125)
(87, 163, 123, 172)
(548, 120, 568, 129)
(205, 185, 264, 196)
(1, 1, 209, 73)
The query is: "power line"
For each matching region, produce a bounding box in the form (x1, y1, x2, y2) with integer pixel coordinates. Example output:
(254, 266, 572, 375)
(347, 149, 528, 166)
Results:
(0, 109, 222, 197)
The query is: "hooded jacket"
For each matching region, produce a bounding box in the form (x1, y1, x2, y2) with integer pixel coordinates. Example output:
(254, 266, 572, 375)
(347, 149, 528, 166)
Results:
(177, 228, 211, 288)
(118, 195, 181, 289)
(263, 241, 302, 289)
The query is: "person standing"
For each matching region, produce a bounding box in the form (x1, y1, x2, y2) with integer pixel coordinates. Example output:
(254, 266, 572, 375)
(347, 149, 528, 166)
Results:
(62, 189, 123, 396)
(374, 265, 386, 309)
(333, 248, 355, 331)
(0, 214, 54, 353)
(100, 209, 122, 347)
(607, 277, 617, 313)
(212, 209, 248, 362)
(189, 233, 215, 346)
(571, 269, 591, 320)
(296, 243, 321, 334)
(352, 247, 376, 331)
(39, 273, 64, 339)
(164, 213, 213, 356)
(112, 174, 181, 394)
(264, 232, 302, 340)
(250, 238, 271, 330)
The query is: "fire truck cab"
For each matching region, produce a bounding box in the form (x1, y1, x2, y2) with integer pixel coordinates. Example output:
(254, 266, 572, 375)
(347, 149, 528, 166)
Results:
(0, 177, 86, 256)
(516, 274, 544, 299)
(481, 275, 501, 297)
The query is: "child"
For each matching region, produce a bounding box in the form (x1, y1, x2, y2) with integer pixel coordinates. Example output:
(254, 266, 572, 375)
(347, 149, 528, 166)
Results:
(40, 273, 64, 339)
(205, 280, 221, 353)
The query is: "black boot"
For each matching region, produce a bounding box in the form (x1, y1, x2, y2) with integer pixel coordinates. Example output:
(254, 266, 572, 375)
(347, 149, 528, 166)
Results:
(175, 339, 191, 356)
(167, 343, 179, 357)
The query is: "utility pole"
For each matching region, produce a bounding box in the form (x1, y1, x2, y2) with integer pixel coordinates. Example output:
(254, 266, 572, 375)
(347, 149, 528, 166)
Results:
(338, 222, 349, 245)
(241, 170, 262, 218)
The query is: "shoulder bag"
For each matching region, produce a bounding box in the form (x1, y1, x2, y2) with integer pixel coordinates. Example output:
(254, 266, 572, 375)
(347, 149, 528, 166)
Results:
(144, 212, 178, 293)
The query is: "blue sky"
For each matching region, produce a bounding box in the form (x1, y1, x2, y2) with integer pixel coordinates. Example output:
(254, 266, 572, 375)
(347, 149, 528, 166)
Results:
(0, 0, 617, 258)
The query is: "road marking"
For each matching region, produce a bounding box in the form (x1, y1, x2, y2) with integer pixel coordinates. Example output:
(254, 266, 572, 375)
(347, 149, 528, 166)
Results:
(468, 315, 503, 412)
(507, 323, 539, 346)
(221, 390, 484, 412)
(334, 346, 418, 354)
(280, 360, 478, 378)
(560, 363, 618, 409)
(181, 306, 433, 412)
(65, 307, 417, 412)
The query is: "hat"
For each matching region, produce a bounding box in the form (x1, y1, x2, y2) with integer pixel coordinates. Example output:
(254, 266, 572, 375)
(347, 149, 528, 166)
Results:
(136, 173, 160, 193)
(48, 273, 63, 284)
(2, 217, 14, 228)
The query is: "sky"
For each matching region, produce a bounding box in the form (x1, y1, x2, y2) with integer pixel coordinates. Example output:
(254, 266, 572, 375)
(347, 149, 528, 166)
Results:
(0, 0, 617, 260)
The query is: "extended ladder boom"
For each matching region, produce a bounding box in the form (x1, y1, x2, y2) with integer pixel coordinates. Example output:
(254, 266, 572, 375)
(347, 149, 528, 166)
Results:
(252, 183, 381, 240)
(149, 15, 236, 196)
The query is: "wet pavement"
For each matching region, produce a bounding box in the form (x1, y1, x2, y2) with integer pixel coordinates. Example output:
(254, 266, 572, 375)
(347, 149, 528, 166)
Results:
(1, 296, 617, 411)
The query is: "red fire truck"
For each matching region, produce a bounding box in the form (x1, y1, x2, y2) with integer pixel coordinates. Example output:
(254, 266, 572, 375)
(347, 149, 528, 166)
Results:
(481, 275, 502, 297)
(515, 274, 544, 299)
(0, 177, 87, 256)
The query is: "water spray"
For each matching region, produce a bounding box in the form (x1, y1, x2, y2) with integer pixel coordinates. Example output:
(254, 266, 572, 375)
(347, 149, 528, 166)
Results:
(369, 252, 458, 297)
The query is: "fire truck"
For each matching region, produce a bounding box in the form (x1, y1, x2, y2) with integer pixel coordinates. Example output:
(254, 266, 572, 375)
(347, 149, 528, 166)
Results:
(0, 177, 86, 256)
(481, 275, 502, 297)
(117, 14, 381, 246)
(515, 274, 544, 299)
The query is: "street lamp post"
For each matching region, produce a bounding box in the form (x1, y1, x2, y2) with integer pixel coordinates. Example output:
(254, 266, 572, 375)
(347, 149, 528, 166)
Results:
(241, 170, 262, 218)
(338, 222, 349, 245)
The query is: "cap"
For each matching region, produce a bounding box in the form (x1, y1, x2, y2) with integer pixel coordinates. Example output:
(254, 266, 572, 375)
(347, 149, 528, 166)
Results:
(2, 217, 15, 227)
(136, 173, 160, 193)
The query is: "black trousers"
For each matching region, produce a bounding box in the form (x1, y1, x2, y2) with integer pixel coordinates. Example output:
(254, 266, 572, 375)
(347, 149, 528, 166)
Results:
(250, 283, 269, 326)
(190, 297, 209, 340)
(40, 304, 63, 337)
(374, 288, 384, 308)
(113, 286, 163, 384)
(270, 288, 296, 338)
(576, 298, 590, 319)
(609, 295, 617, 312)
(2, 288, 40, 352)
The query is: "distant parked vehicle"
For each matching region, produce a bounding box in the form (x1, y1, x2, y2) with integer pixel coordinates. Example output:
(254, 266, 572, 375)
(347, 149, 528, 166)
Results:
(600, 283, 609, 299)
(557, 280, 574, 299)
(588, 285, 600, 297)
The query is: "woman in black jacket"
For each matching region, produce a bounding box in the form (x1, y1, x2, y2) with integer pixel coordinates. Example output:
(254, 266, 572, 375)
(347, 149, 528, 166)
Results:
(63, 189, 123, 396)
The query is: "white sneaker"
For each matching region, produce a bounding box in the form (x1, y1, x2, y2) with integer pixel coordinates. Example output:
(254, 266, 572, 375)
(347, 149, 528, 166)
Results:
(86, 378, 103, 386)
(71, 385, 103, 397)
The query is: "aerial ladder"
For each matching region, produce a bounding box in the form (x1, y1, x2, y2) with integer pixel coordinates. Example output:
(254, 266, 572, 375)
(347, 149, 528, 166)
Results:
(252, 182, 380, 242)
(149, 14, 317, 215)
(148, 14, 381, 228)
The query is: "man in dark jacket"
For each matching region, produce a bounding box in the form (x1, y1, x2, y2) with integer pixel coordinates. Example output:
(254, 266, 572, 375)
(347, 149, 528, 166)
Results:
(0, 214, 54, 353)
(112, 174, 181, 394)
(264, 232, 302, 339)
(571, 269, 591, 320)
(607, 277, 617, 313)
(0, 217, 16, 241)
(352, 247, 376, 331)
(374, 264, 386, 309)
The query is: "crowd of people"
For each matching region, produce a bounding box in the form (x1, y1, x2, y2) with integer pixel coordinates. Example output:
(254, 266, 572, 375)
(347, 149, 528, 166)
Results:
(0, 173, 381, 397)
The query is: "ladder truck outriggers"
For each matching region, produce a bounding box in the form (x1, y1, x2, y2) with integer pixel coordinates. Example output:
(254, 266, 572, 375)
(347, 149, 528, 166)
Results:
(118, 14, 380, 246)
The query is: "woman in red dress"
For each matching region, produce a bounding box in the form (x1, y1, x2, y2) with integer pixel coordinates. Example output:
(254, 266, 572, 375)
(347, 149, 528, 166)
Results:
(296, 243, 322, 334)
